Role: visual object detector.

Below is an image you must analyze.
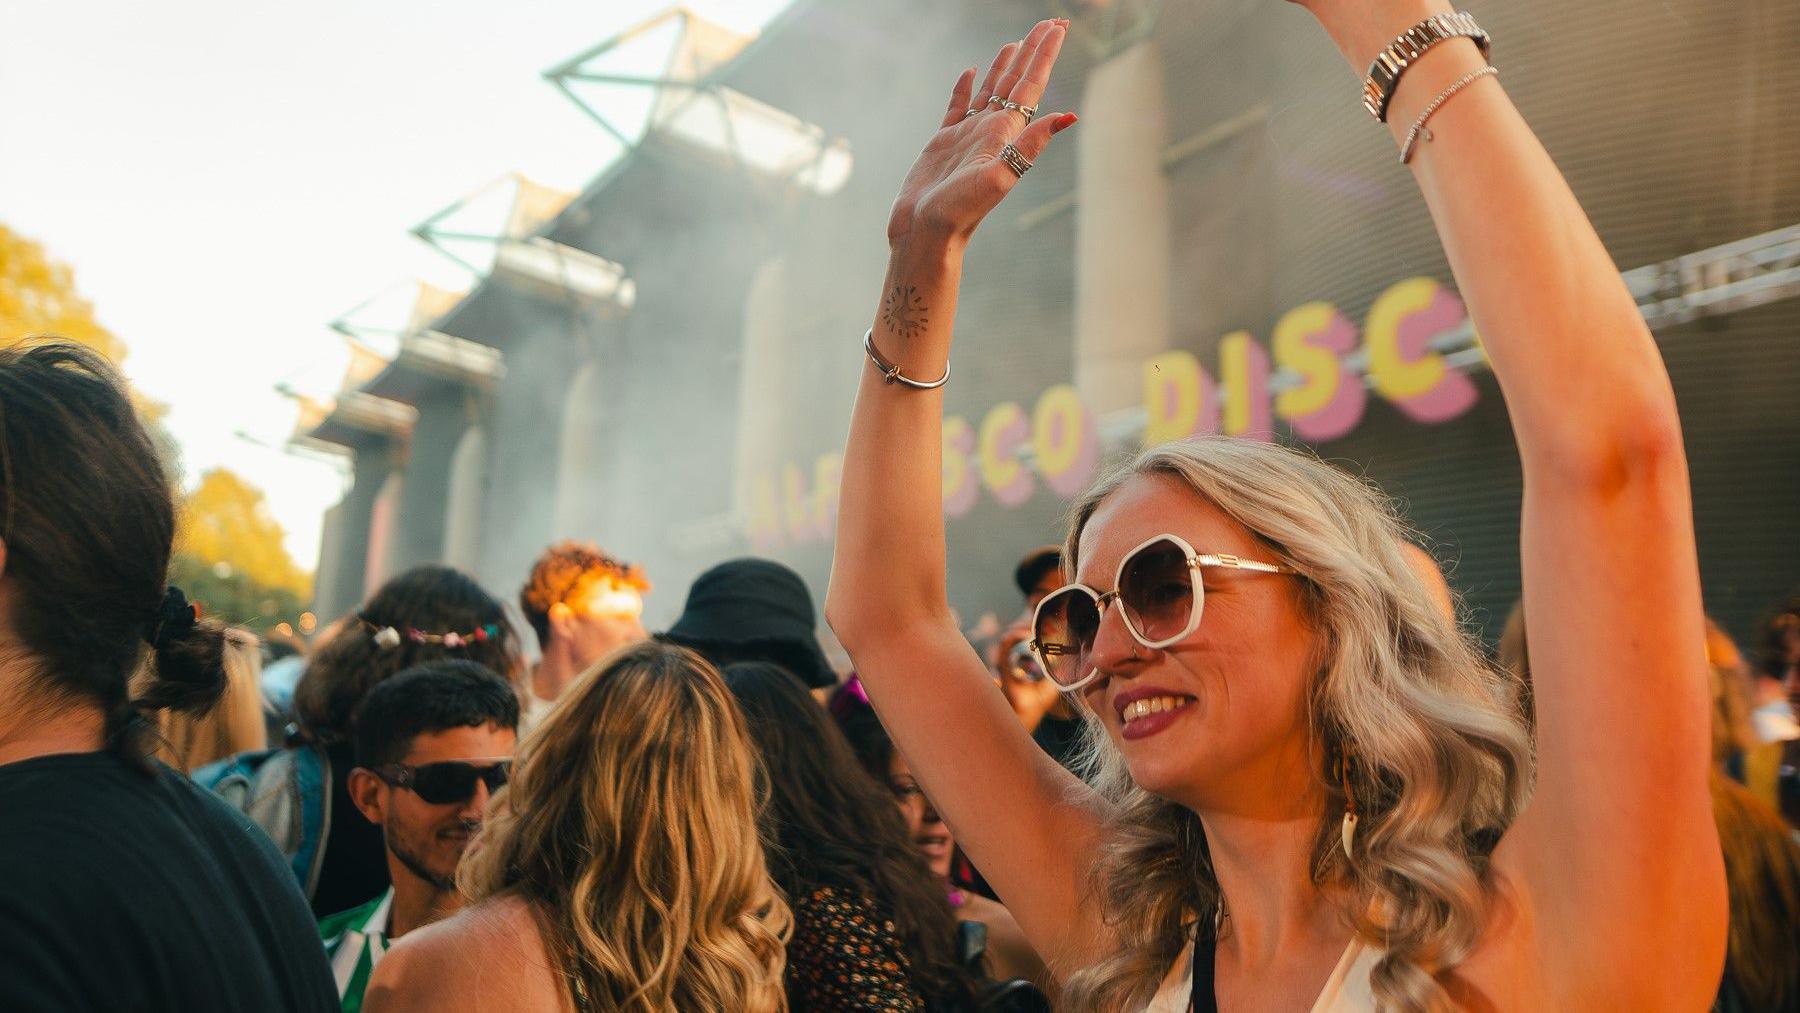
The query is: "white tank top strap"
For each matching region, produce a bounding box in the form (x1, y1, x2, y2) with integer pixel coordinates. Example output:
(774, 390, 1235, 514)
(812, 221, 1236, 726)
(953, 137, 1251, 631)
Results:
(1139, 936, 1383, 1012)
(1312, 939, 1380, 1011)
(1142, 937, 1197, 1013)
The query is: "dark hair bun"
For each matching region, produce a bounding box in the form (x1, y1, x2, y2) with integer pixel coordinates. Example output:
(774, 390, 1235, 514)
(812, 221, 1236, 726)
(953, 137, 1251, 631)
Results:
(136, 618, 230, 716)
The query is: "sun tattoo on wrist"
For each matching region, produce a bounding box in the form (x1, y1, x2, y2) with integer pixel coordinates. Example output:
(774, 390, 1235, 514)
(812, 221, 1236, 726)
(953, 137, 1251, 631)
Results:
(882, 284, 929, 339)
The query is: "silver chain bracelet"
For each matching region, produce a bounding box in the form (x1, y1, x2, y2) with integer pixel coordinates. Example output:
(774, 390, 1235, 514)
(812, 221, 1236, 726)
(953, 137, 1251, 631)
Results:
(1401, 66, 1500, 165)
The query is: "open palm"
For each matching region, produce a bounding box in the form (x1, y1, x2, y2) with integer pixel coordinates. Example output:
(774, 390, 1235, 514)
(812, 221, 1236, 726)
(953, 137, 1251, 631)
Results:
(888, 20, 1074, 246)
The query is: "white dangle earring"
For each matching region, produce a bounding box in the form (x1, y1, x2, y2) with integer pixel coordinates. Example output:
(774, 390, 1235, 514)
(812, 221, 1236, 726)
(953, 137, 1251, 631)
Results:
(1337, 742, 1360, 860)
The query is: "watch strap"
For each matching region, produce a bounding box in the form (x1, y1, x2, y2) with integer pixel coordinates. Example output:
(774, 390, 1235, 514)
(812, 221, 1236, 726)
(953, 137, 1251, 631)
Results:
(1361, 11, 1491, 122)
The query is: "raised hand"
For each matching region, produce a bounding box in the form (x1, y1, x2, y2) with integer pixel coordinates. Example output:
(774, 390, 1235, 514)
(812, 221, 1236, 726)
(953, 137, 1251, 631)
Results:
(830, 19, 1120, 974)
(887, 19, 1075, 247)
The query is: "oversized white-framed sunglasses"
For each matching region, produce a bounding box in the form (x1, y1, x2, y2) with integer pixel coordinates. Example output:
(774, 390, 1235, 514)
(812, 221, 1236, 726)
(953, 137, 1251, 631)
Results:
(1027, 532, 1295, 693)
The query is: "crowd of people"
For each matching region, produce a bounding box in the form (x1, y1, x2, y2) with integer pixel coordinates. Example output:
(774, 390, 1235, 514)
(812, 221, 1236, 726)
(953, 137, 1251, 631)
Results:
(4, 6, 1800, 1013)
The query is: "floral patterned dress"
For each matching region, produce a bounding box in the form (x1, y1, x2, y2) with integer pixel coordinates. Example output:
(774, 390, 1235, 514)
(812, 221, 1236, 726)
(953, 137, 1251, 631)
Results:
(786, 884, 928, 1011)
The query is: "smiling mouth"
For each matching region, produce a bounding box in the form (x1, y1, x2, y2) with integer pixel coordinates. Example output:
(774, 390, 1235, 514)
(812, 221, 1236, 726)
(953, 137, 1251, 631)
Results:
(916, 833, 951, 852)
(1116, 693, 1198, 740)
(1119, 694, 1195, 724)
(438, 820, 481, 842)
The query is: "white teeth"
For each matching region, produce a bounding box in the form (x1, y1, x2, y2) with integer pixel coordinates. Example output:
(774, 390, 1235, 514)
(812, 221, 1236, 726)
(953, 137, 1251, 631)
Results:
(1122, 695, 1190, 722)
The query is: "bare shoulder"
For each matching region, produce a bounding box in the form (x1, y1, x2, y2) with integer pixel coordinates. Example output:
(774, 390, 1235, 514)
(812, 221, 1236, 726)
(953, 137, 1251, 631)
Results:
(365, 895, 570, 1013)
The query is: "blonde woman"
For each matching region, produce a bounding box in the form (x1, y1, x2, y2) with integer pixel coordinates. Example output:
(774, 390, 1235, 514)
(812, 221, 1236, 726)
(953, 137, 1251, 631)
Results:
(148, 626, 268, 772)
(363, 641, 790, 1012)
(828, 11, 1724, 1013)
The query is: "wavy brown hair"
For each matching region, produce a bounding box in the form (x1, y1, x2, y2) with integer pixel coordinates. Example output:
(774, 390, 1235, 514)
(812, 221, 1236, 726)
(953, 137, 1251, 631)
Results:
(458, 641, 790, 1012)
(1711, 771, 1800, 1012)
(724, 662, 979, 1010)
(1059, 439, 1532, 1013)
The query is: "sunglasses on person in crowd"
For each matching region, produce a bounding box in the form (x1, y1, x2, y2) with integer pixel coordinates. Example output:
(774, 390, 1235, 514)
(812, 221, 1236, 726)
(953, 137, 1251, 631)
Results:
(371, 759, 513, 805)
(1006, 638, 1048, 683)
(1028, 533, 1294, 693)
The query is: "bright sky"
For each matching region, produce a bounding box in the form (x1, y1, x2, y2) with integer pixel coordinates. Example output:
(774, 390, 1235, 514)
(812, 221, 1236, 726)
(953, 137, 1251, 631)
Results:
(0, 0, 790, 571)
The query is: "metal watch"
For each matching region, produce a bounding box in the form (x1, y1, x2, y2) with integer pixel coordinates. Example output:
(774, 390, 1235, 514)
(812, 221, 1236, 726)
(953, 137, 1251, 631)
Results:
(1361, 11, 1491, 122)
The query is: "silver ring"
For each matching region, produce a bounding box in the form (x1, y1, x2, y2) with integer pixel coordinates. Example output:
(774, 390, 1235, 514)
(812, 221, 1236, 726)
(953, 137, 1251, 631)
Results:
(1000, 99, 1037, 124)
(964, 108, 980, 119)
(986, 95, 1006, 107)
(999, 142, 1032, 178)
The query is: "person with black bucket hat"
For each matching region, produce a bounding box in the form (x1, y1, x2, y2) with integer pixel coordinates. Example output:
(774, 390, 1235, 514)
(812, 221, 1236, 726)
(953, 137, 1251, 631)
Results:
(659, 558, 840, 690)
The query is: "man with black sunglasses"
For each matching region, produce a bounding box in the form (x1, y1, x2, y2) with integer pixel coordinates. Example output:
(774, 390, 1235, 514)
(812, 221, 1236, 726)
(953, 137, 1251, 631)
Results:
(319, 661, 519, 1012)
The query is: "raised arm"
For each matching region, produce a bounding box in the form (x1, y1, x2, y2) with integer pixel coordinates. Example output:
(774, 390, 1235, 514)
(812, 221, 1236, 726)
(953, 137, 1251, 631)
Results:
(824, 20, 1110, 975)
(1301, 0, 1725, 1003)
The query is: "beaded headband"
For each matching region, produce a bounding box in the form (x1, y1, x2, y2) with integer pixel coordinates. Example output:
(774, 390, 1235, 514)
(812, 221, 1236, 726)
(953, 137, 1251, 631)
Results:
(359, 618, 504, 651)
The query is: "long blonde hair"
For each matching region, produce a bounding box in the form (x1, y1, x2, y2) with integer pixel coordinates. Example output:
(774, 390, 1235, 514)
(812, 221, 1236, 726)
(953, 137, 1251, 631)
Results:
(146, 626, 266, 772)
(1058, 439, 1532, 1013)
(458, 640, 791, 1012)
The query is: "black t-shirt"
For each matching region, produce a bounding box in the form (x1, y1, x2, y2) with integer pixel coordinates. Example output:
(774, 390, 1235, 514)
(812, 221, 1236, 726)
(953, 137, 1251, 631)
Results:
(309, 739, 389, 918)
(0, 750, 338, 1012)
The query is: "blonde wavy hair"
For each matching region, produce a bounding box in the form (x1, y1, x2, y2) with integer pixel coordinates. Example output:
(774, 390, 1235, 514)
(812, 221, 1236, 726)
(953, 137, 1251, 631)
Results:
(458, 640, 791, 1012)
(1058, 439, 1532, 1013)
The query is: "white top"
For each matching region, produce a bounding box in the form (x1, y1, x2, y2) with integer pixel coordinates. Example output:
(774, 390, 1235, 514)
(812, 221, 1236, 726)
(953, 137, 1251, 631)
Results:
(1142, 937, 1382, 1012)
(1752, 700, 1800, 743)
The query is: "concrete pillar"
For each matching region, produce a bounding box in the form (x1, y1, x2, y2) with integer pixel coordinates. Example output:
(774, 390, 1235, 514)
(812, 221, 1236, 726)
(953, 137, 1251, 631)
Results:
(312, 501, 346, 621)
(443, 425, 488, 572)
(552, 360, 605, 539)
(323, 449, 391, 618)
(1074, 39, 1170, 415)
(382, 391, 478, 577)
(367, 471, 404, 595)
(733, 257, 787, 524)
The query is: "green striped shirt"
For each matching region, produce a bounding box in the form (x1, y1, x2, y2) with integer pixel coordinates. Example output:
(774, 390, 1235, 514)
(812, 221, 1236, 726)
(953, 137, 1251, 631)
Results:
(318, 889, 393, 1013)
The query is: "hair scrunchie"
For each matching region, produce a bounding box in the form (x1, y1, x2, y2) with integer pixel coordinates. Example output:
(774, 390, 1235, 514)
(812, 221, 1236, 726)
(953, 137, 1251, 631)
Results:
(143, 585, 199, 648)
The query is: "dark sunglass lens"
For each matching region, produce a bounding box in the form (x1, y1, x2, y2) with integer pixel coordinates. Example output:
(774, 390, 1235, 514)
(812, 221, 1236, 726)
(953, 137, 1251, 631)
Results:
(410, 764, 477, 805)
(409, 762, 492, 805)
(481, 761, 511, 792)
(1119, 540, 1195, 643)
(1034, 588, 1099, 687)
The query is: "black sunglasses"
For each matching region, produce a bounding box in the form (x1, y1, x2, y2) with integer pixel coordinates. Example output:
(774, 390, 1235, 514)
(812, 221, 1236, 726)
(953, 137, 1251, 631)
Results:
(372, 758, 512, 805)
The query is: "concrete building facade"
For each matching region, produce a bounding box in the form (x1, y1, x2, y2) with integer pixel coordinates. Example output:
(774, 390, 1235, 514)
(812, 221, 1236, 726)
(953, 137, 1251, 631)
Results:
(302, 0, 1800, 648)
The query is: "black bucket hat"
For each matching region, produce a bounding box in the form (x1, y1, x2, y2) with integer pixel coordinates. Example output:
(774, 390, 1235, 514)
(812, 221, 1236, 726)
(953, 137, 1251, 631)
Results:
(661, 558, 837, 688)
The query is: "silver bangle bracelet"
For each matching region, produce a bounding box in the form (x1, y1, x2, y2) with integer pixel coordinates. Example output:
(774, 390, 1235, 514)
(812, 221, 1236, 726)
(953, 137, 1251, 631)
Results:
(863, 329, 950, 390)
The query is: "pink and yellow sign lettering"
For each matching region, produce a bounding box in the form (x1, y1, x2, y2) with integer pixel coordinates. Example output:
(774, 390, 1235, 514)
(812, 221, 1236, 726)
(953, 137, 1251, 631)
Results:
(749, 276, 1481, 550)
(1033, 384, 1099, 497)
(1365, 278, 1479, 423)
(1273, 301, 1365, 442)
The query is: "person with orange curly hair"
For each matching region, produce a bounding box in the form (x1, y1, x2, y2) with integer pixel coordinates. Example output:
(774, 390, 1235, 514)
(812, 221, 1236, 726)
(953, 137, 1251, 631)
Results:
(517, 541, 650, 733)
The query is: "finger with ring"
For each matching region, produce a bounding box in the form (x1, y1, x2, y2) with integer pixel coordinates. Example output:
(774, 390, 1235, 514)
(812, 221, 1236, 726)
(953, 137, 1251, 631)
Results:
(999, 142, 1033, 178)
(1000, 99, 1037, 123)
(971, 40, 1021, 110)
